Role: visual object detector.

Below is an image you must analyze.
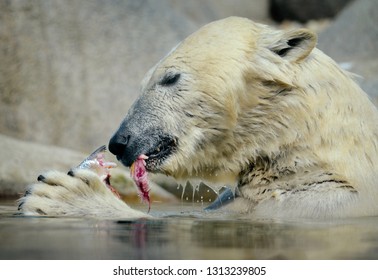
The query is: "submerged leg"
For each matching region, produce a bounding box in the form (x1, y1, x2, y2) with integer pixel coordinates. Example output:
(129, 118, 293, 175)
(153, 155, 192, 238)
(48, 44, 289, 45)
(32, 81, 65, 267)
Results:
(204, 187, 239, 210)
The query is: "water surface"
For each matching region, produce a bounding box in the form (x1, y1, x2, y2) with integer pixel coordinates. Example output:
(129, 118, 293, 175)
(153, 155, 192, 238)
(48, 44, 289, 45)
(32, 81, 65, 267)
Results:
(1, 199, 378, 259)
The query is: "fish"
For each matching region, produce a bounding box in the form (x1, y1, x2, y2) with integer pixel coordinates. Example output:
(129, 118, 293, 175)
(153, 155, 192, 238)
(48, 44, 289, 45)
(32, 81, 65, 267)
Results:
(74, 146, 151, 211)
(130, 154, 151, 212)
(73, 145, 120, 198)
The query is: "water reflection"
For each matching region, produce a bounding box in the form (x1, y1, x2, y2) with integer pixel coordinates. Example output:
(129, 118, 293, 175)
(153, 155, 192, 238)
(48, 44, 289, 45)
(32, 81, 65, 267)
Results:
(1, 202, 378, 259)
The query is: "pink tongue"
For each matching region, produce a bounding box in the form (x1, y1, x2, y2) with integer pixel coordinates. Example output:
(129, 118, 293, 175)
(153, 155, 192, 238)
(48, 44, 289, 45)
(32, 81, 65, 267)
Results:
(130, 154, 151, 212)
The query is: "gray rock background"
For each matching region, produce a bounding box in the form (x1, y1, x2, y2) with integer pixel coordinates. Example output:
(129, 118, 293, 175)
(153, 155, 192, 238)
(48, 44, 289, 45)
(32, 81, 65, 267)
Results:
(317, 0, 378, 104)
(0, 0, 269, 152)
(1, 0, 377, 197)
(0, 134, 85, 196)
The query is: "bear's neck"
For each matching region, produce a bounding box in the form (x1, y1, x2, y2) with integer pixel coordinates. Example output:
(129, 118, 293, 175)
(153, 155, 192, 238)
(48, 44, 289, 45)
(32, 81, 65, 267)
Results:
(236, 145, 320, 189)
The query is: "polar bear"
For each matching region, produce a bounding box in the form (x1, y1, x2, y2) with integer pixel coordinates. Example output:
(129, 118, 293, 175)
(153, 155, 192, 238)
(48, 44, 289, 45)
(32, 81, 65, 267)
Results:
(19, 17, 378, 219)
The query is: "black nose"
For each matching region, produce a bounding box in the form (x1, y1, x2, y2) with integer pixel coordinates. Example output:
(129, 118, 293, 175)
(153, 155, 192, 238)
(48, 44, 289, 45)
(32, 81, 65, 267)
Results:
(108, 133, 129, 158)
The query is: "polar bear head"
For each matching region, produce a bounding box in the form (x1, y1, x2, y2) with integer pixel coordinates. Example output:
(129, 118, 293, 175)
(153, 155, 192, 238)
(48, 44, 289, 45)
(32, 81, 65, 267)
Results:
(108, 17, 318, 183)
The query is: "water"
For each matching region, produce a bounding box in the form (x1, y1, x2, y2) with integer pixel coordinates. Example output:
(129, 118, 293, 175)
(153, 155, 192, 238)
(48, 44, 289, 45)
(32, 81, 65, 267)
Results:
(1, 199, 378, 259)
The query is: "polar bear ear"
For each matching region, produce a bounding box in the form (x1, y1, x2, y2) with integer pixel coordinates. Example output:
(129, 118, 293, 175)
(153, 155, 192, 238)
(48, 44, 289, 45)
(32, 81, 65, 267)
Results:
(268, 29, 317, 62)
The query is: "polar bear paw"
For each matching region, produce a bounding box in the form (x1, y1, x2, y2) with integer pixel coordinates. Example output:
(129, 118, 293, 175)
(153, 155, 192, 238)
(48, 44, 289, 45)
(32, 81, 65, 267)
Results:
(18, 169, 149, 219)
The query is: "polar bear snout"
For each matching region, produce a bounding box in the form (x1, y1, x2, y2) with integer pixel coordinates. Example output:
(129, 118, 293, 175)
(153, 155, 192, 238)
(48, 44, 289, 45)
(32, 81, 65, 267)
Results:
(109, 123, 178, 172)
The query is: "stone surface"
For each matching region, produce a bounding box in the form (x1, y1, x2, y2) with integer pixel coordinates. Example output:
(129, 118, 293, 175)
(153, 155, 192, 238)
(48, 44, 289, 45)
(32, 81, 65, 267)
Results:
(0, 0, 269, 153)
(317, 0, 378, 104)
(0, 134, 85, 196)
(0, 0, 196, 152)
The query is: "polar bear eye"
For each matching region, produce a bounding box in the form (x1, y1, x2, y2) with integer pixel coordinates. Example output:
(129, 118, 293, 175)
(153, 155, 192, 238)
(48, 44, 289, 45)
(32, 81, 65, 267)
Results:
(160, 73, 181, 86)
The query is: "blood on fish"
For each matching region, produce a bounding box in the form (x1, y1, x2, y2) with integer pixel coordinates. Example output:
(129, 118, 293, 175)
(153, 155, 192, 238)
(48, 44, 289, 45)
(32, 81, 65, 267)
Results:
(104, 173, 121, 199)
(130, 154, 151, 212)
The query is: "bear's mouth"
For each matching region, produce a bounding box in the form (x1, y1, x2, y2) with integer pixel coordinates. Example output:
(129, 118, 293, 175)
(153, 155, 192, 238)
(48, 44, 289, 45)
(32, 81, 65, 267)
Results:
(143, 136, 178, 171)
